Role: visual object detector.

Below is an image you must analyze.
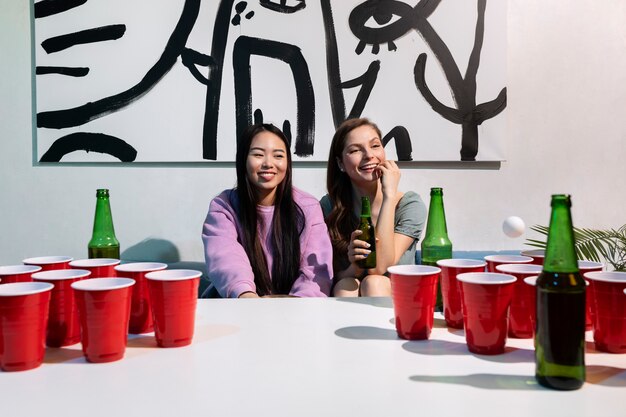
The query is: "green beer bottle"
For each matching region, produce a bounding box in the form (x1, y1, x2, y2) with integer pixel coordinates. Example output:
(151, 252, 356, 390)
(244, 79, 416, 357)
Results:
(535, 194, 585, 390)
(88, 189, 120, 259)
(357, 196, 376, 269)
(420, 187, 452, 310)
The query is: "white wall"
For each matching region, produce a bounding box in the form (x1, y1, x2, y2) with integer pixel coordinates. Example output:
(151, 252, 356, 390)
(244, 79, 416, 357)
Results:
(1, 0, 625, 265)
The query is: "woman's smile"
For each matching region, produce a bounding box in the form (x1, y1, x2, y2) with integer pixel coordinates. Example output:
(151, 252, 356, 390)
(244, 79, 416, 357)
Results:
(359, 162, 379, 173)
(258, 171, 277, 181)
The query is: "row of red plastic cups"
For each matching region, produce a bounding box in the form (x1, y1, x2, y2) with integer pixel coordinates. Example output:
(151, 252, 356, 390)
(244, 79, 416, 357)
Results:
(0, 260, 201, 372)
(440, 257, 604, 336)
(0, 256, 121, 283)
(516, 270, 626, 354)
(388, 263, 626, 355)
(1, 258, 163, 336)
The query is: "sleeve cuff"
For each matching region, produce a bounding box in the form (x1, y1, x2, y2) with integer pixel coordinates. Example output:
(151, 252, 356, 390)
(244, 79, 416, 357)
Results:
(230, 283, 257, 299)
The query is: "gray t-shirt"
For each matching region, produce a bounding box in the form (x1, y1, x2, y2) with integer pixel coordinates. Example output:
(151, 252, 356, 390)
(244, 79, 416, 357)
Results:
(320, 191, 427, 271)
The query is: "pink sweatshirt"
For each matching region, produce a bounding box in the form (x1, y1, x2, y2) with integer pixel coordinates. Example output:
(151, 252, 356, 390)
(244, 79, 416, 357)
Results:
(202, 188, 333, 298)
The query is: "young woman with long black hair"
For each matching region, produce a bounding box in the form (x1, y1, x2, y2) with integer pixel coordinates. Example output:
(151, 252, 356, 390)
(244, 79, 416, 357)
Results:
(202, 123, 333, 298)
(321, 118, 426, 297)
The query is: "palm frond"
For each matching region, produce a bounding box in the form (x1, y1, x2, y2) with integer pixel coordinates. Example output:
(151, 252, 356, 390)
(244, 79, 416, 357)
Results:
(526, 224, 626, 271)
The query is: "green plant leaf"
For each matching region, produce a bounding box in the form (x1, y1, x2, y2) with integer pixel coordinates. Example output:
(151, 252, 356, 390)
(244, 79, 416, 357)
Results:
(526, 224, 626, 271)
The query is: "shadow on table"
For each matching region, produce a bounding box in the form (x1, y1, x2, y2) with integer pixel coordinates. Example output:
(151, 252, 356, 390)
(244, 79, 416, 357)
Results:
(333, 297, 393, 308)
(410, 366, 626, 389)
(409, 373, 540, 390)
(401, 339, 468, 356)
(126, 324, 240, 350)
(335, 326, 398, 340)
(43, 346, 85, 364)
(402, 340, 534, 363)
(127, 334, 158, 348)
(586, 365, 626, 387)
(387, 316, 448, 329)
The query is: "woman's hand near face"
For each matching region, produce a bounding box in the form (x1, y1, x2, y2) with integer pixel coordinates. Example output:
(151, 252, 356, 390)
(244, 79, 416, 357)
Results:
(376, 160, 400, 199)
(369, 160, 402, 275)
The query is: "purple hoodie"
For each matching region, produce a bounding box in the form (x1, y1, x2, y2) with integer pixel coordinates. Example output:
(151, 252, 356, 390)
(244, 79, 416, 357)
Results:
(202, 188, 333, 298)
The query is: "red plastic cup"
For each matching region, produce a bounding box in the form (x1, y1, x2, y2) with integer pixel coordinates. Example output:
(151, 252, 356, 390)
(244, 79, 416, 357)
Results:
(495, 263, 543, 338)
(387, 265, 440, 340)
(484, 254, 533, 272)
(23, 256, 73, 271)
(585, 271, 626, 353)
(70, 258, 120, 278)
(520, 249, 545, 265)
(114, 262, 168, 334)
(436, 259, 486, 329)
(32, 269, 91, 347)
(579, 261, 603, 331)
(72, 278, 135, 363)
(0, 282, 54, 371)
(0, 265, 42, 284)
(457, 272, 516, 355)
(522, 276, 538, 333)
(146, 269, 201, 347)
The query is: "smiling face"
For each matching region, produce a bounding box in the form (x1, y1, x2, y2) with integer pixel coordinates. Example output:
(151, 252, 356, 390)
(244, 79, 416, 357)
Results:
(246, 131, 288, 205)
(338, 125, 386, 185)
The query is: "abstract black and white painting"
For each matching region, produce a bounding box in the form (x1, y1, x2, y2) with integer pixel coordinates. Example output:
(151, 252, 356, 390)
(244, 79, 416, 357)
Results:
(34, 0, 506, 162)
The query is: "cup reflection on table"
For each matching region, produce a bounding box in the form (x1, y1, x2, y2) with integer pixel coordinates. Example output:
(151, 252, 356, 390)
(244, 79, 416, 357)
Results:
(457, 272, 516, 355)
(388, 265, 440, 340)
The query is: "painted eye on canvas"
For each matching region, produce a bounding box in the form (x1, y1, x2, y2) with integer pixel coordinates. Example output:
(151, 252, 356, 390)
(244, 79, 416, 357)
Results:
(259, 0, 306, 14)
(349, 0, 415, 55)
(364, 12, 402, 29)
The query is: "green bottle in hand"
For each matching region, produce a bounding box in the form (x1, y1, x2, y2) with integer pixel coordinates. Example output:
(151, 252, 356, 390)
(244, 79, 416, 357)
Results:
(357, 196, 376, 269)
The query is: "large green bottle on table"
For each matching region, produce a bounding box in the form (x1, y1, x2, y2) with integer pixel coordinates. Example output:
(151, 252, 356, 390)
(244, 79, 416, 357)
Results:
(88, 189, 120, 259)
(357, 196, 377, 269)
(535, 194, 585, 390)
(420, 187, 452, 310)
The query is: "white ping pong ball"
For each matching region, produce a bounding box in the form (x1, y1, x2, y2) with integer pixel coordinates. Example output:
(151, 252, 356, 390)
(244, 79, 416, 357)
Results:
(503, 216, 525, 238)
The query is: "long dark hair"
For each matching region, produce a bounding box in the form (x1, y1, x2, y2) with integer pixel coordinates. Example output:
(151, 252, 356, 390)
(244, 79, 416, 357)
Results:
(233, 123, 304, 296)
(325, 118, 382, 269)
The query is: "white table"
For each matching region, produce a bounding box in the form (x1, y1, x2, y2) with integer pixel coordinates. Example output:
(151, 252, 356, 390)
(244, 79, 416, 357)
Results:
(2, 297, 624, 417)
